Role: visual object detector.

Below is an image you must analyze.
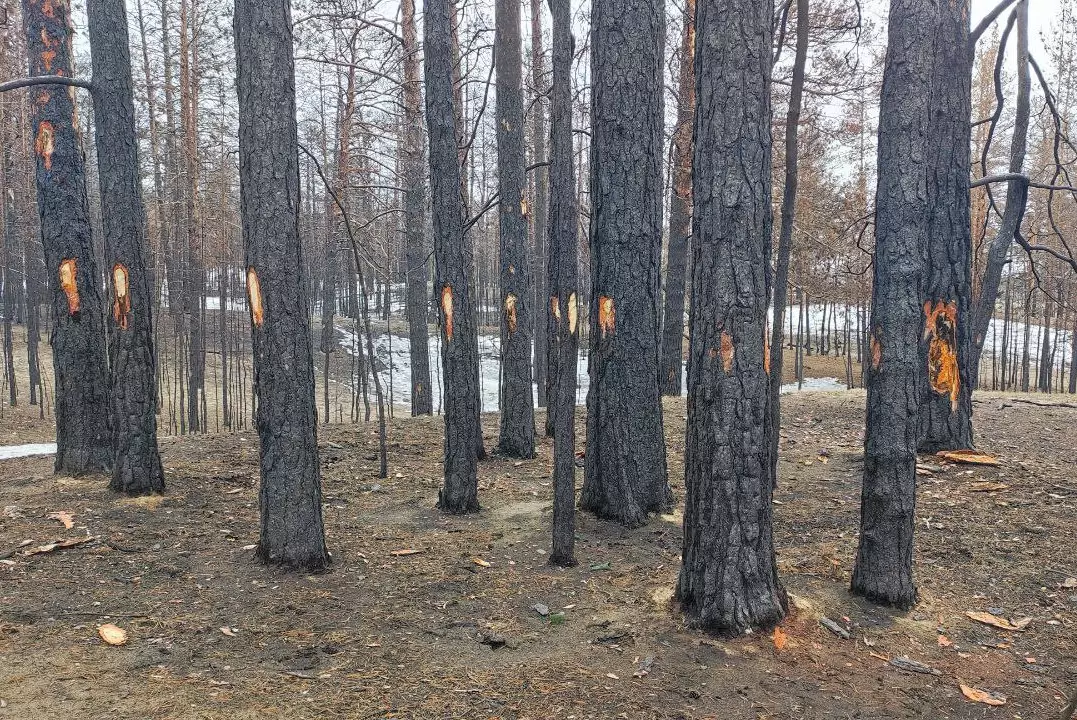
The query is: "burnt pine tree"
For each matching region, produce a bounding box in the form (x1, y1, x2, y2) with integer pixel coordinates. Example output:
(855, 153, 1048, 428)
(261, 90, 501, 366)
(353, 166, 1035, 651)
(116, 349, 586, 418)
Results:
(530, 0, 549, 417)
(659, 0, 695, 398)
(851, 0, 935, 608)
(580, 0, 672, 527)
(547, 0, 579, 568)
(21, 0, 112, 475)
(675, 0, 787, 635)
(919, 0, 973, 452)
(234, 0, 329, 570)
(425, 0, 483, 514)
(402, 0, 433, 416)
(495, 0, 536, 459)
(86, 0, 165, 494)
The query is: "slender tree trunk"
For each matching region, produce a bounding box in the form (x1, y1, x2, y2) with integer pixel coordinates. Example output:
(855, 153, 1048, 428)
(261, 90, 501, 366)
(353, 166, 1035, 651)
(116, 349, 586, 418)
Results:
(402, 0, 433, 416)
(21, 0, 112, 475)
(530, 0, 549, 416)
(1020, 292, 1032, 392)
(1, 138, 17, 408)
(1069, 311, 1077, 394)
(580, 0, 671, 527)
(495, 0, 536, 458)
(919, 0, 973, 452)
(851, 0, 937, 609)
(660, 0, 696, 398)
(425, 0, 483, 514)
(87, 0, 165, 494)
(234, 0, 329, 570)
(768, 0, 809, 472)
(547, 0, 579, 568)
(1038, 297, 1052, 393)
(181, 0, 205, 432)
(675, 0, 787, 635)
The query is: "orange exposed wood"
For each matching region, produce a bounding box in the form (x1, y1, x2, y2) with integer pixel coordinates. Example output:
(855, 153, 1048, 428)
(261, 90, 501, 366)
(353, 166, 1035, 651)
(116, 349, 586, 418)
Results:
(112, 264, 130, 329)
(58, 258, 78, 315)
(441, 285, 454, 341)
(504, 293, 518, 334)
(598, 296, 615, 338)
(923, 300, 960, 411)
(35, 121, 55, 171)
(246, 267, 264, 327)
(720, 331, 734, 373)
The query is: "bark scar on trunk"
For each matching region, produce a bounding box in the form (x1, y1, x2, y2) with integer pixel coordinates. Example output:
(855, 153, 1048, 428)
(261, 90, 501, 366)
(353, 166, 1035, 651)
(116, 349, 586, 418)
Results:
(551, 295, 561, 325)
(112, 263, 130, 329)
(871, 330, 882, 370)
(598, 295, 615, 338)
(58, 258, 79, 315)
(567, 292, 577, 335)
(35, 121, 55, 171)
(441, 285, 454, 341)
(720, 331, 734, 373)
(246, 267, 264, 327)
(504, 293, 518, 334)
(924, 299, 960, 411)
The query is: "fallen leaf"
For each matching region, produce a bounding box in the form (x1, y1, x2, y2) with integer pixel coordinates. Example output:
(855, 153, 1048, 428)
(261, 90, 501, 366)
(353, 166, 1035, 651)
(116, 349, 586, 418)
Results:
(968, 481, 1009, 493)
(937, 634, 953, 647)
(966, 611, 1030, 632)
(22, 536, 94, 556)
(605, 673, 619, 680)
(959, 684, 1007, 706)
(590, 562, 612, 572)
(472, 557, 491, 568)
(46, 511, 74, 529)
(98, 624, 128, 646)
(937, 450, 1000, 467)
(772, 626, 788, 651)
(389, 548, 425, 557)
(220, 627, 237, 637)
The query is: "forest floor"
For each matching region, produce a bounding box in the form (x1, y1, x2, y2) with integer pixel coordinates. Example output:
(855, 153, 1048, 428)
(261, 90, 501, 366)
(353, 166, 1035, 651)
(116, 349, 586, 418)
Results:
(1, 390, 1075, 719)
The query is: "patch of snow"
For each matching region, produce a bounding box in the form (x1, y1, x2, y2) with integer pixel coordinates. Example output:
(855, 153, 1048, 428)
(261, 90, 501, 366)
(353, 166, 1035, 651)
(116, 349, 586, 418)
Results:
(0, 443, 57, 460)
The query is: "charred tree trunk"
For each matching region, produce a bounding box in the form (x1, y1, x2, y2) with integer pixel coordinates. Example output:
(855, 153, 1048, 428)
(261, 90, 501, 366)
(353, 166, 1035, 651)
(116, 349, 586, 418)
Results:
(659, 0, 695, 397)
(402, 0, 433, 416)
(768, 0, 809, 472)
(1, 139, 17, 408)
(1038, 298, 1052, 393)
(579, 0, 671, 527)
(234, 0, 329, 570)
(181, 0, 205, 433)
(425, 0, 483, 514)
(21, 0, 112, 475)
(675, 0, 787, 635)
(530, 0, 549, 416)
(851, 0, 935, 609)
(919, 0, 973, 452)
(495, 0, 536, 458)
(87, 0, 165, 494)
(547, 0, 579, 568)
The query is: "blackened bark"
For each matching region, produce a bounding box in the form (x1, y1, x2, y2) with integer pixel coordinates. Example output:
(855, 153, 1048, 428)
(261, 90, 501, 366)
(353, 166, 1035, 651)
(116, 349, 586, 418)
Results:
(851, 0, 934, 609)
(768, 0, 809, 473)
(87, 0, 165, 495)
(659, 0, 695, 398)
(21, 0, 112, 475)
(1, 140, 16, 408)
(181, 0, 205, 433)
(675, 0, 786, 635)
(547, 0, 578, 568)
(919, 0, 973, 452)
(402, 0, 433, 417)
(579, 0, 671, 527)
(234, 0, 329, 570)
(495, 0, 536, 459)
(970, 1, 1029, 389)
(530, 0, 549, 415)
(425, 0, 483, 514)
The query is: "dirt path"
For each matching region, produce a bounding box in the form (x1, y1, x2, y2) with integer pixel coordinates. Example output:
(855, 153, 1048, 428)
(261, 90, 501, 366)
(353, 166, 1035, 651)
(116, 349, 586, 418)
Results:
(0, 392, 1074, 719)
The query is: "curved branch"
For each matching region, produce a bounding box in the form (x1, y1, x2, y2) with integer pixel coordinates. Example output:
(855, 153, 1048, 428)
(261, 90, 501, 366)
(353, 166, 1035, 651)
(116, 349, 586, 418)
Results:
(0, 76, 93, 94)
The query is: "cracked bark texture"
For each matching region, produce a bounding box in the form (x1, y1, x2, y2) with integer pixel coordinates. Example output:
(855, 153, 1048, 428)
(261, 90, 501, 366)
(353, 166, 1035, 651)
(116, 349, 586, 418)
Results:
(530, 0, 549, 418)
(495, 0, 536, 459)
(547, 0, 578, 568)
(580, 0, 671, 528)
(659, 0, 695, 398)
(425, 0, 482, 514)
(919, 0, 973, 452)
(235, 0, 329, 570)
(87, 0, 165, 494)
(851, 0, 936, 609)
(674, 0, 787, 635)
(402, 0, 433, 417)
(21, 0, 112, 475)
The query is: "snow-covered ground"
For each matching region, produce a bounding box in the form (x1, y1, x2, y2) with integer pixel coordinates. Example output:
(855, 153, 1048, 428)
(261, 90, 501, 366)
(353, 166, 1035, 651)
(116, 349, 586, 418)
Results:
(0, 443, 57, 461)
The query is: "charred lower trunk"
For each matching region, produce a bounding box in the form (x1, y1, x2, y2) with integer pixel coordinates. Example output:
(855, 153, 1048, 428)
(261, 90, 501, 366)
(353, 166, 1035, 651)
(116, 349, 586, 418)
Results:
(918, 0, 973, 452)
(579, 0, 671, 528)
(21, 0, 113, 475)
(495, 0, 536, 459)
(675, 0, 787, 635)
(234, 0, 329, 570)
(402, 0, 433, 417)
(87, 0, 165, 495)
(425, 0, 483, 514)
(660, 0, 695, 398)
(547, 0, 579, 568)
(851, 0, 940, 609)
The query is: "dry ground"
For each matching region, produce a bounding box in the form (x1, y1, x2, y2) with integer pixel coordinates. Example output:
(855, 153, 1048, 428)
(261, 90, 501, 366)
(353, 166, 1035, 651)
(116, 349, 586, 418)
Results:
(0, 391, 1075, 719)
